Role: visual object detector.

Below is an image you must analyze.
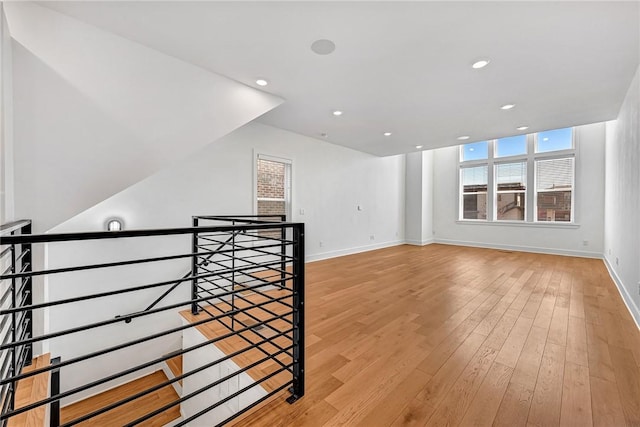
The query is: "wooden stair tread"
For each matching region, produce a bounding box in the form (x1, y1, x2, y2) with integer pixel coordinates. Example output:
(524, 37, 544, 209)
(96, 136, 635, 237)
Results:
(8, 353, 51, 427)
(180, 288, 293, 393)
(60, 370, 180, 426)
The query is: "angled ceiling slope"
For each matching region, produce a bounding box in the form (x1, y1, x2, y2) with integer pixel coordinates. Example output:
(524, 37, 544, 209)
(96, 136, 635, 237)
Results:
(42, 1, 640, 156)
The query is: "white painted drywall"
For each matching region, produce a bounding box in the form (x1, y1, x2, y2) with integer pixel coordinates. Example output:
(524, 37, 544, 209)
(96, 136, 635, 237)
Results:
(431, 123, 606, 258)
(405, 150, 434, 245)
(5, 2, 282, 233)
(0, 4, 14, 224)
(604, 65, 640, 326)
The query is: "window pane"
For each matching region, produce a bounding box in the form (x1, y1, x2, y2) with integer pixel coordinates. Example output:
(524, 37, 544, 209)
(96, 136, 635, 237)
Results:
(536, 128, 573, 153)
(461, 141, 488, 161)
(463, 193, 487, 220)
(537, 191, 572, 222)
(257, 159, 285, 199)
(536, 158, 573, 191)
(462, 165, 488, 192)
(496, 162, 526, 191)
(496, 135, 527, 157)
(497, 192, 525, 220)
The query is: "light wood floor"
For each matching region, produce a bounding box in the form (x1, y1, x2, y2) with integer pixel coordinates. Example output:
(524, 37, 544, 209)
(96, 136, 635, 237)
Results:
(8, 353, 50, 427)
(236, 244, 640, 427)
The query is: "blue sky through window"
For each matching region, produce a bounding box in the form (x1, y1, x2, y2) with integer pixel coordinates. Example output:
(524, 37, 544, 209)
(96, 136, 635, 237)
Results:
(537, 128, 573, 153)
(461, 141, 488, 161)
(496, 135, 527, 157)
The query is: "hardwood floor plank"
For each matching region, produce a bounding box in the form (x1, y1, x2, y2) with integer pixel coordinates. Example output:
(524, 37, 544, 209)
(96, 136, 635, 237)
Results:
(228, 245, 640, 427)
(456, 361, 513, 427)
(559, 361, 593, 427)
(527, 342, 566, 426)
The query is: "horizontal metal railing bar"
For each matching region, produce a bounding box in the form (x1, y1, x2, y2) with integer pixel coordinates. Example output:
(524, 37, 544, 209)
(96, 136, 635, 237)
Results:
(2, 322, 294, 421)
(212, 240, 294, 263)
(196, 302, 293, 371)
(0, 293, 293, 386)
(195, 216, 285, 224)
(0, 258, 289, 316)
(126, 354, 293, 427)
(173, 365, 294, 427)
(0, 220, 31, 236)
(196, 237, 295, 251)
(196, 258, 293, 284)
(60, 341, 294, 427)
(198, 253, 290, 278)
(196, 277, 294, 310)
(1, 223, 302, 245)
(195, 215, 285, 219)
(0, 250, 213, 281)
(195, 248, 294, 264)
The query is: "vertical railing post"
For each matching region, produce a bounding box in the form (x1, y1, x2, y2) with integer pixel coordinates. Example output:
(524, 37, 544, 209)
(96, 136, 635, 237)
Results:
(9, 234, 16, 412)
(22, 222, 33, 363)
(191, 217, 199, 315)
(279, 214, 286, 290)
(231, 220, 236, 330)
(50, 357, 61, 427)
(287, 223, 305, 403)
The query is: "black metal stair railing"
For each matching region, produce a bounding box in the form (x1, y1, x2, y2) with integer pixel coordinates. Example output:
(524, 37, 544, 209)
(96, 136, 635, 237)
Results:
(0, 220, 33, 425)
(0, 216, 305, 427)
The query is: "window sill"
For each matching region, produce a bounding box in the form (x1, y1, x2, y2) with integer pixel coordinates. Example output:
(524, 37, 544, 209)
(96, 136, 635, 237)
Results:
(455, 220, 580, 229)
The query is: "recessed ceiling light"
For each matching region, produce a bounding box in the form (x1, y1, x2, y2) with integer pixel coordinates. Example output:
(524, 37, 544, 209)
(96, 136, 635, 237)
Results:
(472, 59, 490, 69)
(332, 110, 343, 116)
(501, 104, 516, 110)
(516, 126, 529, 131)
(255, 79, 268, 87)
(457, 135, 470, 140)
(311, 39, 336, 55)
(415, 145, 423, 149)
(383, 132, 392, 136)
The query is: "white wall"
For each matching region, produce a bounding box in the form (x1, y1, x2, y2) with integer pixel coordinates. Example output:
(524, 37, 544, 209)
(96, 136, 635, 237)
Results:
(0, 4, 14, 224)
(604, 65, 640, 326)
(431, 122, 606, 258)
(44, 121, 405, 401)
(405, 150, 434, 245)
(5, 2, 282, 233)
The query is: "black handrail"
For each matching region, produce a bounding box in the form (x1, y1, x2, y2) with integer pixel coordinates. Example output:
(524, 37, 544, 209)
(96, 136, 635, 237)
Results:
(0, 216, 304, 427)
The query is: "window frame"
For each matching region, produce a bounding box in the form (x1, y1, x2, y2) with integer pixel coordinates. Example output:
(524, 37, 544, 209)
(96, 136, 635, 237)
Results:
(457, 128, 577, 225)
(254, 152, 292, 221)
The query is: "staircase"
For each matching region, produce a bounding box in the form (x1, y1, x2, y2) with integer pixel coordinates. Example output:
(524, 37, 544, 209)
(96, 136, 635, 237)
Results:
(8, 354, 50, 427)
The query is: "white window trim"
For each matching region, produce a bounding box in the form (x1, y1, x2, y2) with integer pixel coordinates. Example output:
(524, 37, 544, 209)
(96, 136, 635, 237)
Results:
(254, 151, 293, 221)
(458, 129, 578, 227)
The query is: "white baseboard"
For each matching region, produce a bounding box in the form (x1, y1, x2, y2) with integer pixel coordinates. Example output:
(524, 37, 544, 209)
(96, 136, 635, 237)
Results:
(305, 240, 404, 263)
(603, 256, 640, 330)
(405, 238, 434, 246)
(432, 238, 602, 259)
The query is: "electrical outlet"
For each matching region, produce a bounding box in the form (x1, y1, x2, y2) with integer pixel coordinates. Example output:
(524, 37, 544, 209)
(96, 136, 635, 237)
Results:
(370, 235, 375, 240)
(319, 241, 323, 247)
(299, 208, 305, 215)
(616, 257, 619, 266)
(582, 240, 589, 246)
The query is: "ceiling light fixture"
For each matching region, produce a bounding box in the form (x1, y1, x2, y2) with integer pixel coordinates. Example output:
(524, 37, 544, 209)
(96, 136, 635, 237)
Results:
(332, 110, 343, 116)
(311, 39, 336, 55)
(516, 126, 529, 131)
(472, 59, 490, 69)
(500, 104, 516, 110)
(383, 132, 392, 136)
(415, 145, 423, 149)
(457, 135, 470, 140)
(255, 79, 268, 87)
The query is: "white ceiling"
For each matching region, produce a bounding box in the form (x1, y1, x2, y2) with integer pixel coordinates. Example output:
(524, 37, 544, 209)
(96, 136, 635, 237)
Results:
(41, 1, 640, 156)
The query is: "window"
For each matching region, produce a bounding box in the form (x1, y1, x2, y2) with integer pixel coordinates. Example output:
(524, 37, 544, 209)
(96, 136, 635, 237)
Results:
(461, 166, 488, 219)
(458, 127, 575, 223)
(256, 154, 291, 239)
